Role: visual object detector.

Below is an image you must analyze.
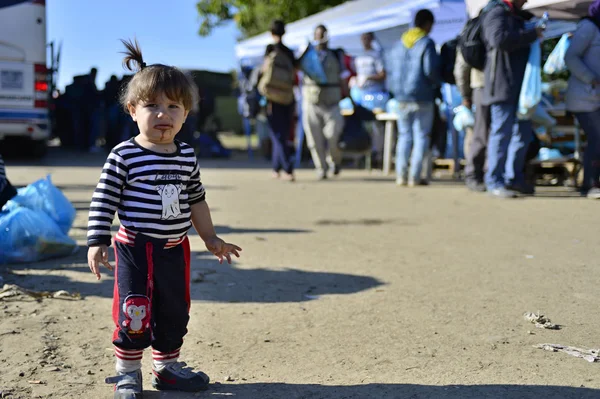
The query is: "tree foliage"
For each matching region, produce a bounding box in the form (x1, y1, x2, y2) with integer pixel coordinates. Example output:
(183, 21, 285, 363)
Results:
(196, 0, 347, 39)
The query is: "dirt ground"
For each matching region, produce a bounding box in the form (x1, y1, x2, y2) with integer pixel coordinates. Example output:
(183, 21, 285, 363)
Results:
(1, 148, 600, 399)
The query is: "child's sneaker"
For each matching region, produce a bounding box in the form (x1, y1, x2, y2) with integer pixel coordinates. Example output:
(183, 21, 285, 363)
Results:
(105, 369, 143, 399)
(152, 361, 210, 392)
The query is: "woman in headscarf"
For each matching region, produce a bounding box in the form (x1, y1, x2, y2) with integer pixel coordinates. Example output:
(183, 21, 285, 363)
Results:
(565, 0, 600, 198)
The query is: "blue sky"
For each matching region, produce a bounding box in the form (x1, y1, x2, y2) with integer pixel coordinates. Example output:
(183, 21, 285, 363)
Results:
(47, 0, 240, 90)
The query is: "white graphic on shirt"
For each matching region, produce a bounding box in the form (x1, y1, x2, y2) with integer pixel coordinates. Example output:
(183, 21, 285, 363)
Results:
(157, 183, 183, 219)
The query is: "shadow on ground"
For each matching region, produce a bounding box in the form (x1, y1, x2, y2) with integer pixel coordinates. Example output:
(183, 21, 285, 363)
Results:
(140, 383, 600, 399)
(315, 218, 414, 227)
(1, 246, 381, 303)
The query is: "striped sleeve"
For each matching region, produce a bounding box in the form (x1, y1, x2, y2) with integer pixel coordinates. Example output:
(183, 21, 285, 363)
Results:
(87, 150, 128, 246)
(187, 159, 206, 205)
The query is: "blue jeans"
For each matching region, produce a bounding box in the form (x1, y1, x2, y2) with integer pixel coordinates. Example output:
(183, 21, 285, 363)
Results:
(575, 110, 600, 190)
(395, 102, 434, 181)
(486, 102, 532, 189)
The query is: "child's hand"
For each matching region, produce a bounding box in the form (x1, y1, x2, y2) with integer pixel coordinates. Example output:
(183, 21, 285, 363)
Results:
(87, 245, 113, 280)
(205, 236, 242, 264)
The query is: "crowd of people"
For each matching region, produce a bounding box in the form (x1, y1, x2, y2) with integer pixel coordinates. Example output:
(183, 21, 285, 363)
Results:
(242, 0, 600, 199)
(51, 69, 217, 154)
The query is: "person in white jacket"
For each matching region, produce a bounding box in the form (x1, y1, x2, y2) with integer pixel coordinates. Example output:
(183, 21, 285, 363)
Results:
(565, 1, 600, 199)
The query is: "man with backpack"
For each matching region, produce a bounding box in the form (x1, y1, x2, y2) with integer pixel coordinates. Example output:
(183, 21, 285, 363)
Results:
(258, 20, 298, 181)
(301, 24, 350, 180)
(480, 0, 544, 198)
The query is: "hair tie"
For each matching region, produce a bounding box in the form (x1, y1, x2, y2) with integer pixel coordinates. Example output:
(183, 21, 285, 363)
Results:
(141, 62, 147, 70)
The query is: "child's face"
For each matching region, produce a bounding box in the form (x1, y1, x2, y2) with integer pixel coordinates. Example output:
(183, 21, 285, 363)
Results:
(127, 92, 189, 144)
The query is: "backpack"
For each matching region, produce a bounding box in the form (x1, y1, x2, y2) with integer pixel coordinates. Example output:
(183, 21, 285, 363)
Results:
(440, 38, 458, 84)
(458, 14, 487, 70)
(258, 47, 295, 105)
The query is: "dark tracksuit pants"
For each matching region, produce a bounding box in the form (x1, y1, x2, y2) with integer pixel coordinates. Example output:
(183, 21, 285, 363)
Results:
(465, 88, 491, 183)
(267, 101, 295, 175)
(112, 234, 191, 354)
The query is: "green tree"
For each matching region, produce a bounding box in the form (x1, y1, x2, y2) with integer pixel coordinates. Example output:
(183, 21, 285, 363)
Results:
(196, 0, 347, 38)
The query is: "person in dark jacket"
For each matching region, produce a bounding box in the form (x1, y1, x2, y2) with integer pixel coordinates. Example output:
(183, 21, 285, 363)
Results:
(481, 0, 544, 198)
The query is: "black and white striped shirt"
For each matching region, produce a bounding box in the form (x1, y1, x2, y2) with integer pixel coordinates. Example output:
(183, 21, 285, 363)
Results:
(87, 139, 206, 247)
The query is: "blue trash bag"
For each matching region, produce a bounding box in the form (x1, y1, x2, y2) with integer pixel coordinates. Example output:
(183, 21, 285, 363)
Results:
(518, 40, 542, 120)
(350, 87, 390, 111)
(0, 207, 77, 265)
(4, 175, 76, 235)
(386, 98, 400, 115)
(538, 147, 563, 161)
(339, 97, 355, 114)
(298, 43, 328, 84)
(543, 34, 570, 75)
(452, 105, 475, 131)
(350, 86, 363, 105)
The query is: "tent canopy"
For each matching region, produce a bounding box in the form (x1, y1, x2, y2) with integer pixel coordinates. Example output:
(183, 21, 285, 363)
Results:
(235, 0, 467, 65)
(466, 0, 594, 19)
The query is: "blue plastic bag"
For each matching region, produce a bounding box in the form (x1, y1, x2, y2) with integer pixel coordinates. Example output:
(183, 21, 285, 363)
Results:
(350, 87, 390, 111)
(530, 104, 557, 127)
(386, 98, 400, 115)
(0, 207, 77, 265)
(518, 40, 542, 120)
(543, 34, 570, 75)
(4, 175, 75, 234)
(339, 97, 354, 114)
(298, 43, 328, 84)
(453, 105, 475, 131)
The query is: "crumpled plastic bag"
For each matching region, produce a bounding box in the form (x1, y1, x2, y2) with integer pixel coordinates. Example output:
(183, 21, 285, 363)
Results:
(529, 104, 557, 127)
(453, 105, 475, 131)
(0, 207, 77, 265)
(543, 34, 570, 75)
(4, 175, 75, 234)
(518, 40, 543, 120)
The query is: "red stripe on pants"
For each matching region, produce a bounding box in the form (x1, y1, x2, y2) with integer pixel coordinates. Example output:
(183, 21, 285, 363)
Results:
(183, 237, 191, 312)
(145, 242, 155, 322)
(112, 245, 121, 342)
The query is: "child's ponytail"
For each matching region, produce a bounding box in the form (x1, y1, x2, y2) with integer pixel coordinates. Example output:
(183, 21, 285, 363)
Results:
(120, 38, 146, 72)
(118, 38, 197, 113)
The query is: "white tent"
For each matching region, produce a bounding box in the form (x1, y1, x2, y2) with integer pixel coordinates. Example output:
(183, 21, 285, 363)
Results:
(235, 0, 467, 65)
(466, 0, 594, 19)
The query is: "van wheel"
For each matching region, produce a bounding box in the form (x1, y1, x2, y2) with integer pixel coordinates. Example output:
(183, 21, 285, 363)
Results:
(31, 139, 48, 158)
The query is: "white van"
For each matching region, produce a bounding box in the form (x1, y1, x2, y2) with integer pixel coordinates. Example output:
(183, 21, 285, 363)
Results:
(0, 0, 50, 156)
